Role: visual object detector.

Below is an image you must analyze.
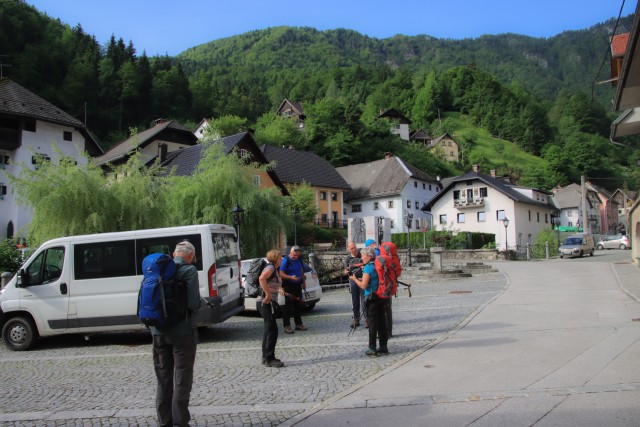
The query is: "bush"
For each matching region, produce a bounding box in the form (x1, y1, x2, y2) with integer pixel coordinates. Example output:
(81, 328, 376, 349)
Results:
(0, 239, 22, 273)
(392, 230, 496, 250)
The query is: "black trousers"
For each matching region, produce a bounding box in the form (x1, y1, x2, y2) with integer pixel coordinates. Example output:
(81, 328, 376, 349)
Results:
(153, 333, 197, 427)
(366, 296, 389, 350)
(349, 280, 366, 321)
(257, 300, 279, 361)
(282, 281, 303, 328)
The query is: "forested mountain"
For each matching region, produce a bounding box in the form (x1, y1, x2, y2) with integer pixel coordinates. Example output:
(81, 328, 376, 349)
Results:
(1, 0, 638, 191)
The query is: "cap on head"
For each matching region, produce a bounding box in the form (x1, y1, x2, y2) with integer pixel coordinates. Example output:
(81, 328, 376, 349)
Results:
(365, 239, 375, 247)
(291, 245, 301, 252)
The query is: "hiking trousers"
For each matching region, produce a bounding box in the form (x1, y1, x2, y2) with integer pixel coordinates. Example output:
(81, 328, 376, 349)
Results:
(258, 300, 279, 361)
(153, 333, 197, 427)
(366, 296, 389, 350)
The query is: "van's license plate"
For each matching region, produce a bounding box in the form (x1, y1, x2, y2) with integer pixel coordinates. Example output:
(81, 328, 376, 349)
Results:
(306, 291, 315, 298)
(218, 285, 228, 297)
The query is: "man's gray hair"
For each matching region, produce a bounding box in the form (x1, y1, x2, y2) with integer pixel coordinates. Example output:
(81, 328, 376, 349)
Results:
(174, 241, 196, 256)
(361, 246, 376, 258)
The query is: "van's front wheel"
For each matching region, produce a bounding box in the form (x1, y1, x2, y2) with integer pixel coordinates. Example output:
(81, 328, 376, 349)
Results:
(2, 316, 38, 351)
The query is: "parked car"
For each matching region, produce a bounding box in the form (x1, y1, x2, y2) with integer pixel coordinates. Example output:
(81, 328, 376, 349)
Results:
(240, 258, 322, 312)
(559, 233, 595, 258)
(596, 234, 631, 250)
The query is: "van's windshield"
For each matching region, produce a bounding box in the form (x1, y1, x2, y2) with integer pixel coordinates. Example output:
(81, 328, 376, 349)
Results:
(563, 238, 583, 245)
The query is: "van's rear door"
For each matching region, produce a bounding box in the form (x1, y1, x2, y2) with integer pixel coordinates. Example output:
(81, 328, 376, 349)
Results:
(211, 231, 244, 320)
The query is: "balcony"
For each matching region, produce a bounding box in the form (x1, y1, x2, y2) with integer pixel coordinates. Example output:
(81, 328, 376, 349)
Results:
(453, 198, 485, 209)
(0, 128, 20, 151)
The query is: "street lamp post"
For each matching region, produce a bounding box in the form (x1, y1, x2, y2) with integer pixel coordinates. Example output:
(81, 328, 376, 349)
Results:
(553, 217, 561, 249)
(231, 202, 245, 251)
(502, 217, 510, 253)
(293, 207, 299, 246)
(404, 212, 413, 267)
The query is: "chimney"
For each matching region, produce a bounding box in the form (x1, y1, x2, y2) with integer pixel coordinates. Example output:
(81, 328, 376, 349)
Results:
(380, 109, 385, 115)
(384, 152, 394, 160)
(472, 164, 479, 173)
(159, 143, 168, 162)
(490, 169, 496, 178)
(153, 118, 168, 127)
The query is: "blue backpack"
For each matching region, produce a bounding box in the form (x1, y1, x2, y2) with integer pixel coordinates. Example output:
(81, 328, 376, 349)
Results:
(137, 253, 188, 328)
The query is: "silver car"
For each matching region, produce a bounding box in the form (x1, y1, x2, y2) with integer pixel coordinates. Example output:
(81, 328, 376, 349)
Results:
(596, 234, 631, 250)
(240, 258, 322, 312)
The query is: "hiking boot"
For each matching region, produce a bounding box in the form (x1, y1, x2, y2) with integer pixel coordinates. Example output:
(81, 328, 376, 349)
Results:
(351, 319, 360, 327)
(262, 358, 281, 365)
(295, 324, 307, 331)
(365, 348, 377, 357)
(265, 359, 284, 368)
(376, 347, 389, 355)
(284, 326, 294, 334)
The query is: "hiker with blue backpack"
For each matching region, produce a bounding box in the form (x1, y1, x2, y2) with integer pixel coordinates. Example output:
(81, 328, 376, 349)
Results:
(348, 246, 389, 357)
(148, 241, 201, 427)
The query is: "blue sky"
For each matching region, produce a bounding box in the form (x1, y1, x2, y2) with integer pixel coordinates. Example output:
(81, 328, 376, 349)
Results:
(26, 0, 637, 56)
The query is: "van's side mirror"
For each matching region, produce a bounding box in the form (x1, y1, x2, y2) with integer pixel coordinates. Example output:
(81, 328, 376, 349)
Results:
(15, 269, 27, 288)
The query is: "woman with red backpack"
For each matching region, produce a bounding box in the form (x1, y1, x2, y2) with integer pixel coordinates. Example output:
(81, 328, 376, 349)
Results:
(348, 246, 389, 357)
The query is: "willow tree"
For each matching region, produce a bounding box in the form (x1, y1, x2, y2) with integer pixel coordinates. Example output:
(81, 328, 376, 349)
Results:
(9, 148, 170, 247)
(9, 151, 116, 246)
(164, 143, 287, 258)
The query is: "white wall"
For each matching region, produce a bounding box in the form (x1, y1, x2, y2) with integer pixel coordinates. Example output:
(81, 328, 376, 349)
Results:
(345, 178, 440, 234)
(0, 120, 89, 239)
(430, 181, 555, 250)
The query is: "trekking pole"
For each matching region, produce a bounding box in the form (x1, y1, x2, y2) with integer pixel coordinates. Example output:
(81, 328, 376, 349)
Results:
(397, 280, 412, 298)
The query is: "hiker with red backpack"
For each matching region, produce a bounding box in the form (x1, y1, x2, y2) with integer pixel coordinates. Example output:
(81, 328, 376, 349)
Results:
(349, 246, 389, 356)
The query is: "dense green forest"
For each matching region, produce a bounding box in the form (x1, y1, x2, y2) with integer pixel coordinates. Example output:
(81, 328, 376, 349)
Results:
(1, 0, 639, 192)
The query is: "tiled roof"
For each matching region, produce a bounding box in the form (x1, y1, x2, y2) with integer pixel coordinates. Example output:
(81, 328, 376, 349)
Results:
(551, 183, 582, 209)
(95, 120, 196, 165)
(336, 156, 438, 201)
(260, 145, 350, 190)
(0, 78, 83, 127)
(378, 108, 412, 124)
(429, 133, 457, 147)
(277, 98, 305, 116)
(611, 33, 629, 57)
(426, 172, 554, 210)
(0, 78, 103, 155)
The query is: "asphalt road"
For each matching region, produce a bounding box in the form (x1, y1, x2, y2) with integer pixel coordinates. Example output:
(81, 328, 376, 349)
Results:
(0, 267, 506, 426)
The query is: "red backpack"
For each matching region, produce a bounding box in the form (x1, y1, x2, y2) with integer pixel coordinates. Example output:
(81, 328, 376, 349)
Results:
(379, 242, 402, 279)
(374, 254, 398, 299)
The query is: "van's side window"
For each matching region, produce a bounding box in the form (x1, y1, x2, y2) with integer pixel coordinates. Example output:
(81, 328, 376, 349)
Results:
(137, 234, 203, 271)
(75, 240, 136, 279)
(212, 233, 238, 268)
(26, 246, 65, 285)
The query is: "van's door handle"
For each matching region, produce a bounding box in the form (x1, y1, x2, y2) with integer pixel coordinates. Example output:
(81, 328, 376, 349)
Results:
(60, 283, 67, 295)
(230, 268, 234, 278)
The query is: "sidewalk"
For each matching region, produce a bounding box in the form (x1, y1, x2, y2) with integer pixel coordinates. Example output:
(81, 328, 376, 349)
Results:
(283, 260, 640, 427)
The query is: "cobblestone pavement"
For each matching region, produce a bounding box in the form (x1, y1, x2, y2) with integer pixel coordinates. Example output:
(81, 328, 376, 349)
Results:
(0, 271, 507, 426)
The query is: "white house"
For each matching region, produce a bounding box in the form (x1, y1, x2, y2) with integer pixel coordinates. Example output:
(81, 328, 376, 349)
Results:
(425, 169, 557, 250)
(0, 78, 103, 239)
(337, 153, 441, 233)
(378, 109, 411, 141)
(550, 183, 602, 232)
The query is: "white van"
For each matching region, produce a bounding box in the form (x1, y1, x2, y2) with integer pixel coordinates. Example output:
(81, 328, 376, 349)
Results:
(0, 224, 244, 350)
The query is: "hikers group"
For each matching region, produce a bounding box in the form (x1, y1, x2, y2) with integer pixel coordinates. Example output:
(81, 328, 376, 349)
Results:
(345, 238, 402, 357)
(138, 239, 400, 425)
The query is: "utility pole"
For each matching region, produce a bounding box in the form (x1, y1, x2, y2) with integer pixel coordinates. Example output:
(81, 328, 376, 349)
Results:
(581, 175, 589, 234)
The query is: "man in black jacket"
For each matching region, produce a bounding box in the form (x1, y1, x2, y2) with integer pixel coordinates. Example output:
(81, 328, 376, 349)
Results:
(345, 241, 365, 327)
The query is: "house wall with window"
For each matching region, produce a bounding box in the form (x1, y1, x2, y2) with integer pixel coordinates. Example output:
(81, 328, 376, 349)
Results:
(346, 179, 439, 233)
(315, 186, 345, 227)
(430, 180, 555, 250)
(1, 120, 89, 238)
